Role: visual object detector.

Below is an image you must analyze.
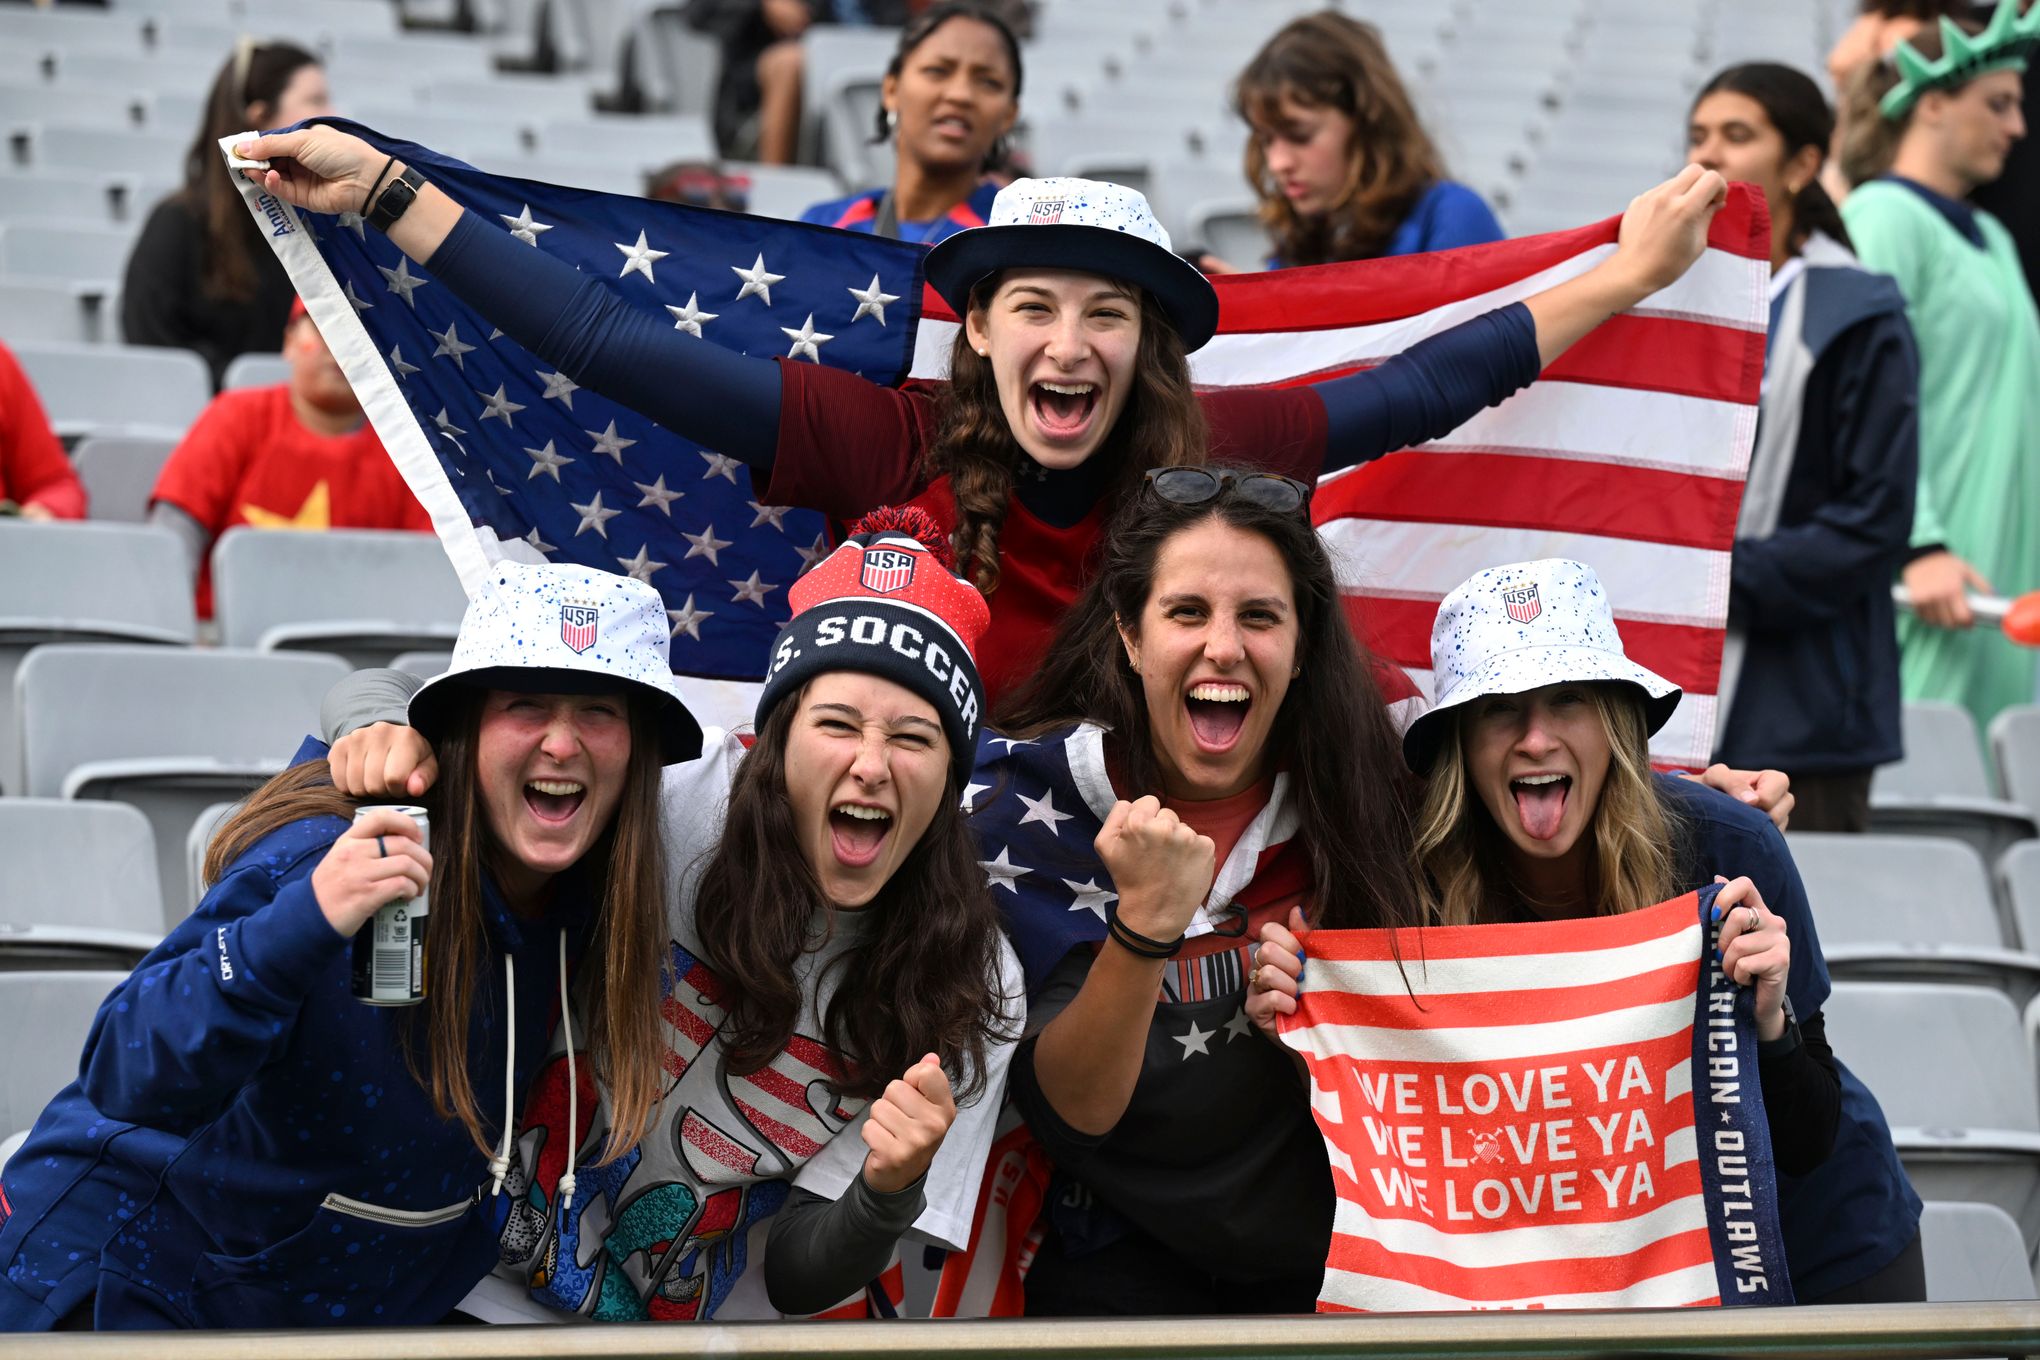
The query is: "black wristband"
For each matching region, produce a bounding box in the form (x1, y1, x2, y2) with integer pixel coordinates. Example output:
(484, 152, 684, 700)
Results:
(361, 154, 397, 216)
(1758, 1018, 1804, 1061)
(367, 165, 426, 233)
(1105, 903, 1184, 959)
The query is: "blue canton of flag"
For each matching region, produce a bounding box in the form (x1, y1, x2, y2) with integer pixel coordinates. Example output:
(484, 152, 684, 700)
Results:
(231, 119, 929, 687)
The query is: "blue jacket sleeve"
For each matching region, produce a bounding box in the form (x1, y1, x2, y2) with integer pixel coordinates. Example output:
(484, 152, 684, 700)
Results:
(425, 210, 784, 467)
(1415, 183, 1507, 252)
(1312, 303, 1540, 476)
(77, 829, 349, 1132)
(1729, 309, 1920, 629)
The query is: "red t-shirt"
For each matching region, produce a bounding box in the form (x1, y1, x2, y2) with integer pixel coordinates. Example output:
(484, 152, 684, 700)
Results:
(761, 361, 1329, 704)
(150, 384, 431, 617)
(0, 342, 86, 519)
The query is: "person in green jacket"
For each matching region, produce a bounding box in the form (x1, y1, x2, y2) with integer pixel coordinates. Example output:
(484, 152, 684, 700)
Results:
(1839, 3, 2040, 730)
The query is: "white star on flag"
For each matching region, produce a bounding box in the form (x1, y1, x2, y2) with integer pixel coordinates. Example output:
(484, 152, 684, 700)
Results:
(748, 501, 790, 530)
(729, 571, 777, 607)
(781, 314, 833, 362)
(988, 736, 1037, 755)
(666, 291, 718, 337)
(962, 781, 989, 811)
(618, 543, 666, 583)
(501, 204, 553, 245)
(668, 594, 714, 641)
(1063, 878, 1117, 919)
(731, 253, 785, 305)
(979, 846, 1030, 893)
(1018, 788, 1075, 836)
(344, 280, 373, 313)
(476, 384, 526, 427)
(847, 273, 900, 325)
(537, 369, 578, 408)
(387, 344, 420, 380)
(338, 210, 366, 240)
(432, 407, 465, 436)
(428, 320, 475, 369)
(587, 420, 637, 464)
(524, 526, 556, 555)
(524, 439, 573, 481)
(570, 491, 623, 538)
(615, 230, 668, 282)
(377, 257, 427, 307)
(682, 524, 733, 565)
(796, 534, 830, 570)
(699, 452, 742, 483)
(1173, 1021, 1216, 1058)
(635, 475, 683, 514)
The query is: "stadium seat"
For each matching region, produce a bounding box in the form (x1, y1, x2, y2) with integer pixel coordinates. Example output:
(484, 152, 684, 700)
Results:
(0, 170, 123, 228)
(237, 0, 398, 42)
(220, 351, 288, 390)
(0, 800, 164, 966)
(11, 340, 210, 439)
(342, 104, 530, 167)
(1992, 706, 2040, 812)
(637, 9, 721, 121)
(800, 24, 903, 187)
(0, 971, 128, 1169)
(496, 156, 644, 196)
(0, 222, 135, 293)
(22, 123, 184, 179)
(210, 527, 467, 669)
(390, 649, 454, 678)
(533, 114, 715, 174)
(1868, 701, 2038, 864)
(1788, 832, 2040, 1005)
(1822, 981, 2040, 1251)
(1186, 199, 1272, 272)
(0, 275, 105, 344)
(17, 644, 347, 916)
(1921, 1201, 2037, 1302)
(0, 7, 144, 60)
(185, 798, 241, 917)
(720, 162, 845, 222)
(68, 433, 178, 525)
(0, 519, 195, 796)
(427, 75, 602, 129)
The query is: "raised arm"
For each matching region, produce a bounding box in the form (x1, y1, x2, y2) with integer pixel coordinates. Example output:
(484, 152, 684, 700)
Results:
(235, 126, 784, 467)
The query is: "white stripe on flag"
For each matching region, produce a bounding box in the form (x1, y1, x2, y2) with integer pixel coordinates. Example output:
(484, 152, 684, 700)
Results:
(1321, 1260, 1718, 1311)
(1314, 923, 1700, 996)
(1663, 1125, 1698, 1169)
(1329, 1190, 1710, 1269)
(1388, 383, 1754, 479)
(1295, 995, 1693, 1064)
(1664, 1057, 1693, 1101)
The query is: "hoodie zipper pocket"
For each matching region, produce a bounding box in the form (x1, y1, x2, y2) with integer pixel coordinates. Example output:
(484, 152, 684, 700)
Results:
(321, 1188, 481, 1229)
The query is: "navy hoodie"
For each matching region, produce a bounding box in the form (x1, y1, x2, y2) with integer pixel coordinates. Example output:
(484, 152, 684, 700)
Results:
(1715, 244, 1920, 775)
(0, 740, 588, 1329)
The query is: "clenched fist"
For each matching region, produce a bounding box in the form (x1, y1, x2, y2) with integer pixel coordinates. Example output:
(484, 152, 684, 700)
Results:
(860, 1054, 956, 1195)
(1094, 796, 1216, 942)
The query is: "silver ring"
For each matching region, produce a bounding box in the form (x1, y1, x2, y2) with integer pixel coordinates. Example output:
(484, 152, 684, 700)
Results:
(1249, 941, 1262, 968)
(377, 835, 388, 858)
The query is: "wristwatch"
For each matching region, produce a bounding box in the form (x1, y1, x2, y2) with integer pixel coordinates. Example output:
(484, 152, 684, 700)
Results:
(367, 164, 426, 233)
(1757, 993, 1800, 1060)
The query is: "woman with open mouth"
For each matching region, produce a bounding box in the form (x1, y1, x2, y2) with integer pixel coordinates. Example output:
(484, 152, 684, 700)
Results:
(0, 562, 695, 1329)
(1256, 557, 1923, 1305)
(235, 124, 1728, 704)
(316, 510, 1025, 1322)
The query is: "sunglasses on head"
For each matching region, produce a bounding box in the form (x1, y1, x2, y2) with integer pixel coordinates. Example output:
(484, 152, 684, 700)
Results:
(1143, 467, 1312, 515)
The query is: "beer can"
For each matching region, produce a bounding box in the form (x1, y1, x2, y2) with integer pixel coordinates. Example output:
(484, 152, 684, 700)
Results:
(350, 805, 430, 1006)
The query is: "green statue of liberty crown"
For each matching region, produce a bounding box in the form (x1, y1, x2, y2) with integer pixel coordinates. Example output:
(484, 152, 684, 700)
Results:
(1881, 1, 2040, 120)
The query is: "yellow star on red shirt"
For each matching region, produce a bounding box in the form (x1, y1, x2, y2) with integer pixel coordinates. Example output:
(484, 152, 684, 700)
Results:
(239, 480, 332, 530)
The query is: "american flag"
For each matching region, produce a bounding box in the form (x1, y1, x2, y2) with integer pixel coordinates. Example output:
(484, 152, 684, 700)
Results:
(232, 125, 1765, 754)
(1280, 888, 1793, 1311)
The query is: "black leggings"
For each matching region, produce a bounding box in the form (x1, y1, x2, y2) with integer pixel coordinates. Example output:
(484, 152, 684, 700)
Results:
(1805, 1231, 1927, 1304)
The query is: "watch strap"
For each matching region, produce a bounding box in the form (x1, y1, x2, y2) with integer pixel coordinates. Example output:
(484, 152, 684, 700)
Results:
(367, 165, 425, 233)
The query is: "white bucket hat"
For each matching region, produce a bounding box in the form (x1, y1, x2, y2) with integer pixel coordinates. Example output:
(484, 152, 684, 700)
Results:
(1401, 559, 1681, 773)
(409, 561, 702, 762)
(922, 176, 1220, 350)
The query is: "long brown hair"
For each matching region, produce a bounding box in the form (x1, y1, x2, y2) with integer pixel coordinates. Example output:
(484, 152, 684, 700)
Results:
(1000, 474, 1422, 931)
(177, 39, 320, 302)
(1412, 685, 1679, 925)
(205, 687, 670, 1163)
(689, 694, 1014, 1102)
(1234, 11, 1447, 266)
(1694, 63, 1855, 253)
(929, 277, 1208, 596)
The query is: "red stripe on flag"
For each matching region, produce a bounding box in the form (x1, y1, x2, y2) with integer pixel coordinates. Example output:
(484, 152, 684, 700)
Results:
(1318, 452, 1744, 552)
(1324, 1225, 1717, 1303)
(1304, 895, 1699, 963)
(1540, 313, 1764, 407)
(1343, 594, 1724, 697)
(1323, 1156, 1707, 1233)
(1298, 959, 1698, 1029)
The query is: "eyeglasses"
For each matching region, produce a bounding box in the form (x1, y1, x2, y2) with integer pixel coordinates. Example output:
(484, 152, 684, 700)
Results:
(1143, 467, 1312, 515)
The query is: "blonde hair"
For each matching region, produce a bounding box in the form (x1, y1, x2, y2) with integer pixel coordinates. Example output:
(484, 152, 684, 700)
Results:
(1413, 685, 1679, 925)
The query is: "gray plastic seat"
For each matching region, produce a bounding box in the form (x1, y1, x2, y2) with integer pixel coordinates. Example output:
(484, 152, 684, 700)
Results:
(1789, 832, 2040, 1004)
(23, 124, 184, 179)
(0, 520, 194, 795)
(1869, 702, 2038, 864)
(0, 275, 101, 344)
(185, 799, 242, 917)
(1922, 1202, 2037, 1302)
(390, 650, 454, 679)
(18, 644, 347, 915)
(1186, 199, 1272, 271)
(219, 351, 289, 391)
(67, 433, 179, 524)
(211, 527, 466, 669)
(712, 162, 843, 222)
(11, 341, 210, 440)
(0, 972, 128, 1162)
(0, 222, 135, 289)
(1993, 706, 2040, 815)
(1822, 982, 2040, 1250)
(531, 114, 714, 173)
(0, 170, 123, 227)
(0, 800, 163, 964)
(2001, 841, 2040, 954)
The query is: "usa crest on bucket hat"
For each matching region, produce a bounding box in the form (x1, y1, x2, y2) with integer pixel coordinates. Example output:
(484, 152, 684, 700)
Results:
(923, 176, 1221, 352)
(1400, 559, 1681, 773)
(408, 561, 703, 762)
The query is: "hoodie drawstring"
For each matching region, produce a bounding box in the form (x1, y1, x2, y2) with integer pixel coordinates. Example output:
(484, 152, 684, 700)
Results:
(485, 939, 579, 1215)
(557, 930, 578, 1215)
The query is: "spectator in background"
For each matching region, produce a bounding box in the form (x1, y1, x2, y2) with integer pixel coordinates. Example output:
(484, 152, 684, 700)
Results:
(800, 2, 1021, 243)
(0, 342, 86, 520)
(689, 0, 828, 164)
(1687, 64, 1919, 833)
(1839, 8, 2040, 731)
(148, 301, 429, 620)
(1826, 0, 1972, 199)
(1972, 0, 2040, 295)
(121, 40, 330, 388)
(1198, 11, 1503, 273)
